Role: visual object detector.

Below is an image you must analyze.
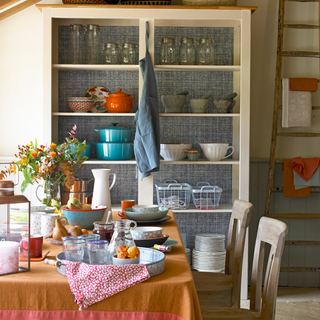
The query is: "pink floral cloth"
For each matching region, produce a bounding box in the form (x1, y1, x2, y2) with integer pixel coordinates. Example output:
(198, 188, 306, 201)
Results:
(65, 261, 150, 310)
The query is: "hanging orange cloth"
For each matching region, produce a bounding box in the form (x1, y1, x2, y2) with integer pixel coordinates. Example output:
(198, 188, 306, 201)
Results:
(282, 159, 310, 198)
(292, 157, 320, 182)
(289, 78, 318, 92)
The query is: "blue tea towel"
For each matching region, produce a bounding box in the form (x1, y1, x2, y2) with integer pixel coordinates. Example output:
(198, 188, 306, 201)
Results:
(134, 21, 160, 179)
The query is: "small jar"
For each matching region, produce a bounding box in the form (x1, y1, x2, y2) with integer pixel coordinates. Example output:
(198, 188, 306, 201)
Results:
(93, 222, 114, 242)
(103, 43, 119, 64)
(160, 37, 176, 65)
(179, 37, 195, 65)
(197, 38, 214, 65)
(121, 42, 136, 65)
(85, 24, 101, 64)
(185, 149, 200, 161)
(68, 24, 85, 64)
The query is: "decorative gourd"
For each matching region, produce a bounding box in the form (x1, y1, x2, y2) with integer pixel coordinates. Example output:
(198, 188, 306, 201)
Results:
(52, 218, 69, 241)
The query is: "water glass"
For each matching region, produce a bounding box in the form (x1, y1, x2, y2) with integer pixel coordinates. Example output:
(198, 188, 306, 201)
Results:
(81, 234, 101, 263)
(64, 239, 86, 262)
(87, 240, 109, 265)
(62, 235, 82, 252)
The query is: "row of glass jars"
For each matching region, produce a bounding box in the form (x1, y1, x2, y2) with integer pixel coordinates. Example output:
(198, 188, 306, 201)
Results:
(68, 24, 137, 65)
(160, 37, 215, 65)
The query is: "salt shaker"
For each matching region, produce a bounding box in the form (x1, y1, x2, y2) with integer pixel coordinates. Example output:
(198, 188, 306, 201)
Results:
(197, 38, 214, 65)
(68, 24, 85, 64)
(179, 37, 195, 65)
(121, 42, 136, 65)
(85, 24, 101, 64)
(103, 43, 120, 64)
(160, 37, 176, 65)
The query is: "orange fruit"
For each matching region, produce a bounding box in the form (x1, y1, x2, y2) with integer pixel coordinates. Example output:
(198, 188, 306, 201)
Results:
(74, 225, 82, 230)
(81, 229, 88, 234)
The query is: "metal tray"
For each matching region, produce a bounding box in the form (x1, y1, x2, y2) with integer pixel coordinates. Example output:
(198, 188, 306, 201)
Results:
(56, 247, 165, 278)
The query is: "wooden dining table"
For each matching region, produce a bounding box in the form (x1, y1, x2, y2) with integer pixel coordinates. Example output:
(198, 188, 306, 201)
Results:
(0, 211, 202, 320)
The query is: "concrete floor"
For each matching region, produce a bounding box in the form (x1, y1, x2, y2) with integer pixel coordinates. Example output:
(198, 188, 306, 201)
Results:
(241, 287, 320, 320)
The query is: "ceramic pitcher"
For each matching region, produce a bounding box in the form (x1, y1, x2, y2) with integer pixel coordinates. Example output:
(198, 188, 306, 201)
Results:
(91, 169, 116, 221)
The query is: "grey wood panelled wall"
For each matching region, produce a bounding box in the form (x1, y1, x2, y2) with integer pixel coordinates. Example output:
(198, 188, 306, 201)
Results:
(249, 160, 320, 287)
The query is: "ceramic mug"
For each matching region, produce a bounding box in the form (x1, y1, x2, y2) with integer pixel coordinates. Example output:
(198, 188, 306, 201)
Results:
(20, 235, 43, 258)
(41, 214, 67, 237)
(30, 212, 46, 235)
(121, 200, 135, 213)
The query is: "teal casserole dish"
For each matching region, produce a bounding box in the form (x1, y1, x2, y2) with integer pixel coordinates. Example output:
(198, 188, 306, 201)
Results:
(92, 142, 133, 160)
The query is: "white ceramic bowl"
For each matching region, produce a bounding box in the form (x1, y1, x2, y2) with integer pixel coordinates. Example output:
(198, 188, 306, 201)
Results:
(67, 97, 94, 113)
(160, 143, 192, 161)
(131, 227, 163, 239)
(124, 207, 169, 221)
(200, 143, 234, 161)
(132, 205, 159, 213)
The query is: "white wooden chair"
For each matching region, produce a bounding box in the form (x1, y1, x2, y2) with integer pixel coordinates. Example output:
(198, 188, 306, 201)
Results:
(192, 199, 253, 308)
(200, 216, 288, 319)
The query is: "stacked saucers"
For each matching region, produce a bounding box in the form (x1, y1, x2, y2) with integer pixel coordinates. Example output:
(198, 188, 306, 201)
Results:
(192, 233, 226, 272)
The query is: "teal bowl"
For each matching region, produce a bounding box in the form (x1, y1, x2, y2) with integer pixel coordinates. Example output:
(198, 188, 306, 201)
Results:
(124, 207, 168, 221)
(61, 205, 106, 230)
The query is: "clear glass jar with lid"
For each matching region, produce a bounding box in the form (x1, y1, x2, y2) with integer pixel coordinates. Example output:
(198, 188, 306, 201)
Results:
(103, 43, 120, 64)
(160, 37, 176, 65)
(85, 24, 101, 64)
(197, 38, 214, 65)
(68, 24, 85, 64)
(179, 37, 196, 65)
(120, 42, 136, 65)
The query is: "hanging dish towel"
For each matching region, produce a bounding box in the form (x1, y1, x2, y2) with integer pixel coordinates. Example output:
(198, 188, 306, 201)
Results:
(282, 78, 312, 128)
(289, 78, 318, 92)
(292, 157, 320, 182)
(294, 167, 320, 189)
(134, 21, 160, 179)
(65, 261, 150, 310)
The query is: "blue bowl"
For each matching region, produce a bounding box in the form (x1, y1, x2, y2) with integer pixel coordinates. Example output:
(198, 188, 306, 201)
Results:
(61, 205, 106, 230)
(93, 142, 133, 160)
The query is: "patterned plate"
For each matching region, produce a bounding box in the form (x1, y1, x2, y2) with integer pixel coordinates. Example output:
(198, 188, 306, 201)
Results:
(84, 86, 109, 113)
(45, 236, 63, 245)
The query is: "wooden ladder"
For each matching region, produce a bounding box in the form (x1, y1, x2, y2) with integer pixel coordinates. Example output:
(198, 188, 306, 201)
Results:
(265, 0, 320, 273)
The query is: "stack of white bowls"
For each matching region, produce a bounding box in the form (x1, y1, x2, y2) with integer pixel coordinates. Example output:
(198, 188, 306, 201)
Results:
(192, 233, 226, 272)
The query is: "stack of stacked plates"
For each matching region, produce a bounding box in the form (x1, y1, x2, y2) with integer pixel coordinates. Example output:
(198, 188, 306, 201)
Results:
(185, 248, 191, 267)
(192, 233, 226, 272)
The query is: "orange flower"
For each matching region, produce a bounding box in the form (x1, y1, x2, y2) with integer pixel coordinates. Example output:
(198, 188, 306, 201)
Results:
(31, 151, 38, 158)
(21, 157, 28, 165)
(50, 143, 57, 149)
(50, 152, 57, 158)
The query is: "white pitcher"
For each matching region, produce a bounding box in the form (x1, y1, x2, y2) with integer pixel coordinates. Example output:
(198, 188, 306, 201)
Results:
(91, 169, 116, 221)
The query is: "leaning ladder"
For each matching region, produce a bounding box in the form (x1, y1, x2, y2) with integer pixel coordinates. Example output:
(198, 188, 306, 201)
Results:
(265, 0, 320, 273)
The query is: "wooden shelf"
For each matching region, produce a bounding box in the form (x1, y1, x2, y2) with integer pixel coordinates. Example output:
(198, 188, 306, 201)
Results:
(53, 112, 239, 117)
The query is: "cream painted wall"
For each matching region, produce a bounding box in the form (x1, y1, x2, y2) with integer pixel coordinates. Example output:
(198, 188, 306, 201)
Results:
(0, 0, 319, 159)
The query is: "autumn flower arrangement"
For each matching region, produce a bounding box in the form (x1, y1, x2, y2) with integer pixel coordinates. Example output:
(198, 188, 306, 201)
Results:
(0, 125, 88, 210)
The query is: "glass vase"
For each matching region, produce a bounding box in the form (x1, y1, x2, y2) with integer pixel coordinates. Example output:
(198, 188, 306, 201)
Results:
(36, 180, 61, 212)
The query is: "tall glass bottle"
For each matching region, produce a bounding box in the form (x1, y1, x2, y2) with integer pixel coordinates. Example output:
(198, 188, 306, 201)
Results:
(85, 24, 101, 64)
(197, 38, 214, 65)
(179, 37, 195, 65)
(68, 24, 84, 64)
(160, 37, 176, 65)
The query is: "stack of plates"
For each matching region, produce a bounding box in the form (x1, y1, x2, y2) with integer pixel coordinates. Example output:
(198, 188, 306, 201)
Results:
(192, 233, 226, 272)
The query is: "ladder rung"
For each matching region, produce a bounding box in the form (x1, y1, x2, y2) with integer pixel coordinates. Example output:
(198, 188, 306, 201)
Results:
(285, 240, 320, 246)
(284, 23, 320, 29)
(282, 51, 320, 57)
(280, 267, 320, 272)
(277, 132, 320, 137)
(268, 213, 320, 219)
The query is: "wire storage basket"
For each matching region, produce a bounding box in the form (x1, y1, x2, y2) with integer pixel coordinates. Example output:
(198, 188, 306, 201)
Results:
(155, 180, 192, 210)
(181, 0, 236, 5)
(192, 182, 222, 210)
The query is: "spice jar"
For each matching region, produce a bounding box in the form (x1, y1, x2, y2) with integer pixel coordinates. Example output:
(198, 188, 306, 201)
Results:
(103, 43, 119, 64)
(197, 38, 214, 65)
(179, 37, 195, 65)
(121, 42, 136, 65)
(160, 37, 176, 65)
(93, 221, 114, 242)
(85, 24, 101, 64)
(68, 24, 85, 64)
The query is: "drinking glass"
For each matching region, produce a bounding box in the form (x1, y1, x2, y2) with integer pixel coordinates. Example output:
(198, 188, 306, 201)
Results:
(64, 239, 86, 262)
(62, 235, 82, 252)
(87, 240, 109, 265)
(80, 234, 101, 263)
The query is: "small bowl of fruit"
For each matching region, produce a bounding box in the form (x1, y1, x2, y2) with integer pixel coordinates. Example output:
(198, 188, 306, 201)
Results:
(61, 197, 107, 230)
(112, 245, 140, 265)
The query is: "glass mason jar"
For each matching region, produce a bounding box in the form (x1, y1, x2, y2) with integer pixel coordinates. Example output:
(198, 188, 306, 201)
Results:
(35, 180, 61, 212)
(85, 24, 101, 64)
(160, 37, 176, 65)
(197, 38, 214, 65)
(93, 221, 114, 243)
(120, 42, 136, 65)
(103, 43, 119, 64)
(68, 24, 85, 64)
(179, 37, 196, 65)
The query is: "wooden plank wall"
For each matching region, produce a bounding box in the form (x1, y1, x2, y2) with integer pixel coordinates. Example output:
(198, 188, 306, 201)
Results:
(249, 160, 320, 287)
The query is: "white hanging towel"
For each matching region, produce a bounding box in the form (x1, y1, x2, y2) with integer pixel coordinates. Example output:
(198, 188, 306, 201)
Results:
(282, 78, 312, 127)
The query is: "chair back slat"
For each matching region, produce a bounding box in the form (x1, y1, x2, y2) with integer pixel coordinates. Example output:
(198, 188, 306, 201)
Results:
(250, 216, 288, 320)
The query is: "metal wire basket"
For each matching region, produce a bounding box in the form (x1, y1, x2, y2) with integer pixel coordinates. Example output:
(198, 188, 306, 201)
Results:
(192, 182, 222, 210)
(155, 180, 192, 210)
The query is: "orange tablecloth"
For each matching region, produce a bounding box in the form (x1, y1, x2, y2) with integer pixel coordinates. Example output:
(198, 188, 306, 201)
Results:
(0, 211, 202, 320)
